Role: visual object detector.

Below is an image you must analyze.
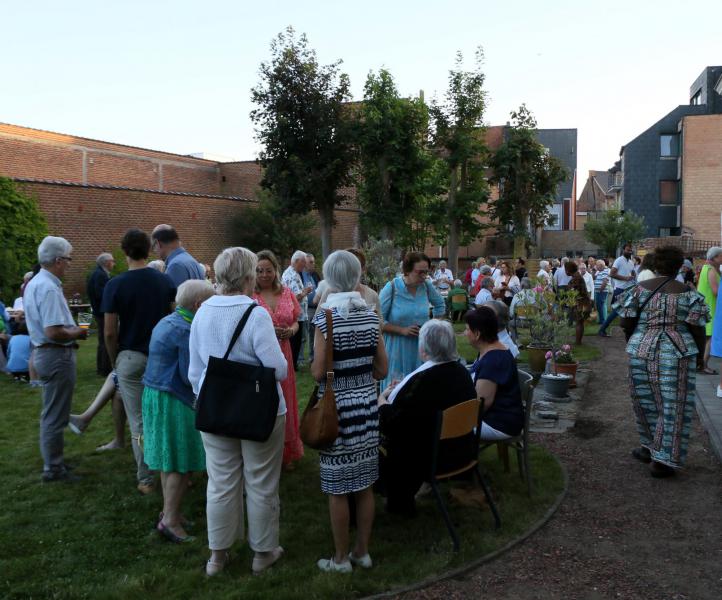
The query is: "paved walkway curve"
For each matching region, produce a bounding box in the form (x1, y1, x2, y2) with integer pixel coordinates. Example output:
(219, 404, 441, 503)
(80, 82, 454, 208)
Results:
(400, 332, 722, 600)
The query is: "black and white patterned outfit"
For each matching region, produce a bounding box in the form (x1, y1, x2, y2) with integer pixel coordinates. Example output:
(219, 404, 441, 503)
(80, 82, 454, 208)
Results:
(313, 305, 380, 494)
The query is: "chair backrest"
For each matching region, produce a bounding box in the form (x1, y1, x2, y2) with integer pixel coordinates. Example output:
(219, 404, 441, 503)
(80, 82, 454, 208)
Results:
(451, 293, 467, 306)
(439, 398, 480, 440)
(517, 369, 534, 432)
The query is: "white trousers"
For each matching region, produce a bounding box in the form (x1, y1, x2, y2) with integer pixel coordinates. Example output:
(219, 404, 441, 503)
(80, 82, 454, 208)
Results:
(201, 415, 285, 552)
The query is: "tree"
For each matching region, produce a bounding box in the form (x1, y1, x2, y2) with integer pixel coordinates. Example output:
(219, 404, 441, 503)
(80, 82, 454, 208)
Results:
(355, 69, 437, 246)
(229, 191, 320, 260)
(429, 49, 490, 274)
(250, 27, 354, 258)
(489, 104, 568, 258)
(583, 205, 646, 257)
(0, 177, 47, 303)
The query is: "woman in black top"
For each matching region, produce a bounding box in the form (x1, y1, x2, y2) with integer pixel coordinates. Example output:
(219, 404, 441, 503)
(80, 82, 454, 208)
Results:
(464, 307, 523, 440)
(378, 320, 476, 516)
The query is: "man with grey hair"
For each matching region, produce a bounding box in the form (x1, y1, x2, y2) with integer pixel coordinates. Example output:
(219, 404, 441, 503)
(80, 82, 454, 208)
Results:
(484, 300, 519, 358)
(553, 256, 572, 290)
(87, 252, 115, 375)
(474, 276, 495, 308)
(537, 260, 552, 286)
(282, 250, 313, 370)
(24, 236, 88, 482)
(151, 224, 204, 287)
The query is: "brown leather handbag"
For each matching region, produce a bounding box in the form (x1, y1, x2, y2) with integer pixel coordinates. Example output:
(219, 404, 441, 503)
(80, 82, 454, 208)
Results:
(300, 309, 339, 449)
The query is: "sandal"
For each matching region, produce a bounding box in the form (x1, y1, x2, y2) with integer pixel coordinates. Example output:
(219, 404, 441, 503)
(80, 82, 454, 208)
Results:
(157, 521, 195, 544)
(697, 367, 718, 375)
(206, 552, 231, 577)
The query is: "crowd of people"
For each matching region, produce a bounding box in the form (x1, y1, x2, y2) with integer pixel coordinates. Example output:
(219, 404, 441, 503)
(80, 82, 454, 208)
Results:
(3, 232, 721, 574)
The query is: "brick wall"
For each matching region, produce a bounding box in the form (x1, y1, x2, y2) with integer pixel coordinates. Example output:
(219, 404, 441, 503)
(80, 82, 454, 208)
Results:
(15, 180, 360, 296)
(681, 115, 722, 241)
(0, 123, 224, 196)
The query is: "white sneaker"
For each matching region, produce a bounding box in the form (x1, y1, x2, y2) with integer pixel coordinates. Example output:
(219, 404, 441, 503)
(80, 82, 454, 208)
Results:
(317, 557, 352, 573)
(348, 552, 372, 569)
(68, 415, 85, 435)
(716, 385, 722, 398)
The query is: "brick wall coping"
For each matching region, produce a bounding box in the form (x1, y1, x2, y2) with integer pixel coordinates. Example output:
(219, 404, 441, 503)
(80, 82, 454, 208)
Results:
(0, 122, 219, 166)
(12, 177, 362, 213)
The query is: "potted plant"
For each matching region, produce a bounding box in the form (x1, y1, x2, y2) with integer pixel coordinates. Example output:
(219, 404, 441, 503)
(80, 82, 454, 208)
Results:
(546, 344, 579, 387)
(516, 280, 579, 377)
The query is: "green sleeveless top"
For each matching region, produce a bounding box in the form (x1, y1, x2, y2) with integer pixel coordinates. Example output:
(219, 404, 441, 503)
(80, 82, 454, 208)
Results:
(697, 263, 719, 336)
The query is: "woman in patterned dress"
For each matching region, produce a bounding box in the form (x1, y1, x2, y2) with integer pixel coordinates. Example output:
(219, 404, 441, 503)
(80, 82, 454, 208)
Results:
(616, 246, 709, 477)
(311, 251, 388, 573)
(378, 251, 445, 391)
(253, 250, 304, 468)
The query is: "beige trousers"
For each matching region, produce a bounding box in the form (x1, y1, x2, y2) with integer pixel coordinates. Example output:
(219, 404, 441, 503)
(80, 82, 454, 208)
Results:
(201, 414, 285, 551)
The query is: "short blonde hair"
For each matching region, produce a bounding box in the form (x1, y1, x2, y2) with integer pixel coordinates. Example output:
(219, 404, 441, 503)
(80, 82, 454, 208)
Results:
(214, 247, 257, 295)
(176, 279, 215, 310)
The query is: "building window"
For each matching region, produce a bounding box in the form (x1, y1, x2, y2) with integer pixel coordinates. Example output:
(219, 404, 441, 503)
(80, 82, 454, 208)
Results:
(691, 90, 702, 105)
(659, 227, 680, 237)
(659, 180, 678, 205)
(660, 134, 680, 158)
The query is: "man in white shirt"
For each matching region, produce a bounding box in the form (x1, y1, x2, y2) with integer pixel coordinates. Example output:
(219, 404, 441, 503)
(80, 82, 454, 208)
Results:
(474, 278, 494, 307)
(553, 257, 572, 289)
(598, 243, 636, 337)
(433, 260, 454, 291)
(579, 263, 594, 301)
(488, 256, 503, 285)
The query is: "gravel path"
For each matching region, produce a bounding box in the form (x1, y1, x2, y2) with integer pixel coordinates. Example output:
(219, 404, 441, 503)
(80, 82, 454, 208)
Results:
(402, 333, 722, 600)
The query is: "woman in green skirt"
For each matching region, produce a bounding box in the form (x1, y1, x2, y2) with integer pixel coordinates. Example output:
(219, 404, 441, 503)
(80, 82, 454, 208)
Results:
(142, 279, 215, 542)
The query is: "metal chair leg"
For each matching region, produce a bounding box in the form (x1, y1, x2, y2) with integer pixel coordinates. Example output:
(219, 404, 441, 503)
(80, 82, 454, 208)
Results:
(474, 467, 501, 529)
(430, 480, 460, 551)
(523, 446, 533, 497)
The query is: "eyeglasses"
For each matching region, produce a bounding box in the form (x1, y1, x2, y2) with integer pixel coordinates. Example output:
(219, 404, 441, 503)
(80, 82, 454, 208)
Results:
(413, 269, 429, 275)
(58, 256, 72, 262)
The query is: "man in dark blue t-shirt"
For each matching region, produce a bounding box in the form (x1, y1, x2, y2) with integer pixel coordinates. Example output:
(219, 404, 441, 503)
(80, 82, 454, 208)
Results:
(102, 228, 176, 495)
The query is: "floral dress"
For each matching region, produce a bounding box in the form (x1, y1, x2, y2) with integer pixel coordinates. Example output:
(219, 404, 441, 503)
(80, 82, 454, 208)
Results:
(253, 287, 303, 465)
(615, 286, 709, 468)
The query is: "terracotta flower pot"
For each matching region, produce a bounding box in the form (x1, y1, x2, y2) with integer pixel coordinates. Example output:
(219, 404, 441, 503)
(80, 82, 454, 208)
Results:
(553, 361, 579, 387)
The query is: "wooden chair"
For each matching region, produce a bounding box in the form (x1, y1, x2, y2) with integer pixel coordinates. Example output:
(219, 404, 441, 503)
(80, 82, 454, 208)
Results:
(429, 398, 501, 552)
(481, 369, 535, 497)
(449, 293, 469, 322)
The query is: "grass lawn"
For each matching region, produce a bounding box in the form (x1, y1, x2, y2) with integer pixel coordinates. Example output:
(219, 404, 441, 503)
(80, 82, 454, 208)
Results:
(0, 338, 565, 600)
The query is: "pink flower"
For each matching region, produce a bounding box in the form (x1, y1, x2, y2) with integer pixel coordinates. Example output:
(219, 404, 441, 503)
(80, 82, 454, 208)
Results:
(545, 351, 553, 359)
(533, 286, 544, 293)
(562, 344, 571, 352)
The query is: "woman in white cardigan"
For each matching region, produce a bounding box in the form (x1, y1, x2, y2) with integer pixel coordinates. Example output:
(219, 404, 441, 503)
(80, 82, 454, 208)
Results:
(189, 246, 288, 577)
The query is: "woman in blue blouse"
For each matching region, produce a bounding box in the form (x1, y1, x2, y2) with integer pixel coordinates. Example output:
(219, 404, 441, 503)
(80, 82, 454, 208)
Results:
(379, 252, 446, 391)
(142, 279, 215, 543)
(464, 307, 523, 440)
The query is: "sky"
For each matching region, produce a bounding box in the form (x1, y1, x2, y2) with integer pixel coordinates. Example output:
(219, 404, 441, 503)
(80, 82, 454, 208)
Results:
(2, 0, 721, 189)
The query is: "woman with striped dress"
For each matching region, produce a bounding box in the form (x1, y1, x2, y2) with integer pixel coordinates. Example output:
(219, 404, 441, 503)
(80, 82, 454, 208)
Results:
(616, 246, 709, 477)
(311, 251, 388, 573)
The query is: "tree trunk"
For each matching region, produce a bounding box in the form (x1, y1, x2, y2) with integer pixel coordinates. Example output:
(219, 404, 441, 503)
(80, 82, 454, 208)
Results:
(514, 206, 529, 259)
(448, 167, 460, 274)
(379, 155, 391, 240)
(319, 206, 333, 259)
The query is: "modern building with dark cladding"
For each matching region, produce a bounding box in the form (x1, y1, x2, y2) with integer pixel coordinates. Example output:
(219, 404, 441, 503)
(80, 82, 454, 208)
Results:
(536, 129, 577, 230)
(616, 66, 722, 237)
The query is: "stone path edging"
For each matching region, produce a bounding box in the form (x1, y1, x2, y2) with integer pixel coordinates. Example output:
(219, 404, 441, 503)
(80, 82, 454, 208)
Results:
(361, 454, 569, 600)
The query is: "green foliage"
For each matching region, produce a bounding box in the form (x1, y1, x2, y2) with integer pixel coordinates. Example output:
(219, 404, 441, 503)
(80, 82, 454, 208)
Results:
(229, 191, 320, 260)
(250, 26, 354, 257)
(355, 69, 440, 249)
(489, 105, 568, 257)
(361, 237, 401, 289)
(0, 177, 47, 303)
(516, 280, 579, 351)
(429, 49, 491, 271)
(583, 206, 646, 257)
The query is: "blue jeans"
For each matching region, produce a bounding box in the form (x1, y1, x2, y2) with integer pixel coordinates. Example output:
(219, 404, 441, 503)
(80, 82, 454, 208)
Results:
(600, 288, 626, 332)
(595, 291, 608, 325)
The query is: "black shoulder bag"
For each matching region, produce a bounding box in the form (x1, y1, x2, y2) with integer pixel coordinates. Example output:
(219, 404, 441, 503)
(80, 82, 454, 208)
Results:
(195, 303, 280, 441)
(623, 277, 674, 342)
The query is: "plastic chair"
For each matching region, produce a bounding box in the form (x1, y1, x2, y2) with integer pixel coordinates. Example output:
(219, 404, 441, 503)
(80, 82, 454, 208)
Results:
(481, 369, 535, 497)
(428, 398, 501, 551)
